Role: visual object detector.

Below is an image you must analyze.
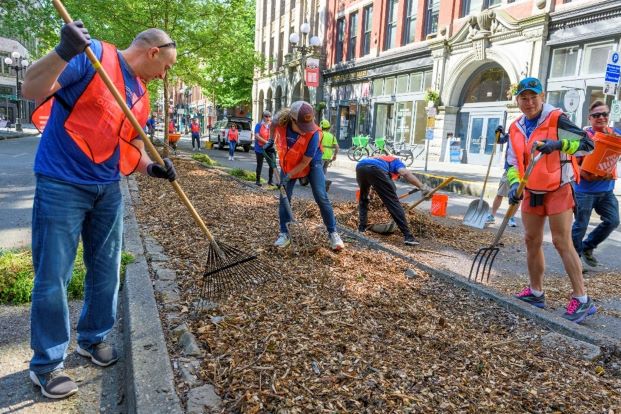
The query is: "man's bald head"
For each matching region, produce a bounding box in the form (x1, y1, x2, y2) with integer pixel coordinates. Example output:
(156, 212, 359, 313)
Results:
(131, 28, 174, 49)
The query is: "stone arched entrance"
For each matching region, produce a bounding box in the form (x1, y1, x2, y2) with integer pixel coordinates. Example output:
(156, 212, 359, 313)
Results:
(258, 90, 265, 119)
(451, 61, 513, 165)
(275, 86, 283, 111)
(266, 88, 273, 112)
(291, 81, 310, 103)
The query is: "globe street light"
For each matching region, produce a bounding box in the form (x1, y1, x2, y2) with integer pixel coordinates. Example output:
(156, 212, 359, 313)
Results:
(289, 22, 322, 101)
(4, 51, 29, 132)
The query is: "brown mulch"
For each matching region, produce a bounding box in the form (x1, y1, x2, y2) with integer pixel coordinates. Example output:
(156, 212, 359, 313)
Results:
(134, 158, 621, 413)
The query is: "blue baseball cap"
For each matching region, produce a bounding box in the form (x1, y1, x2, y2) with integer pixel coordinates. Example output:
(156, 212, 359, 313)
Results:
(515, 77, 543, 96)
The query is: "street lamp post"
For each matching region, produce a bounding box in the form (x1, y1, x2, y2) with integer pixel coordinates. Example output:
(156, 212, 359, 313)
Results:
(4, 51, 29, 132)
(289, 22, 322, 101)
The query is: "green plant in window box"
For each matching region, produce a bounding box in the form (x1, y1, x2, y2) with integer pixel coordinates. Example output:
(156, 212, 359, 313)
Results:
(315, 101, 327, 111)
(424, 89, 442, 107)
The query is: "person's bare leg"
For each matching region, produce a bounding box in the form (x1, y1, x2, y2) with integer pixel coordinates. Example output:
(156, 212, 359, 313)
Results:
(491, 195, 503, 216)
(522, 212, 546, 291)
(549, 209, 586, 296)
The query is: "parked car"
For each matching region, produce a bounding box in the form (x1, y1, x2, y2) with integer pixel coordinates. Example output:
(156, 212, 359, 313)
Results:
(209, 117, 253, 152)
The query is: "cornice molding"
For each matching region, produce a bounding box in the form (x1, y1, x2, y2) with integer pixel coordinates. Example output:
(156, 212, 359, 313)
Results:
(549, 3, 621, 30)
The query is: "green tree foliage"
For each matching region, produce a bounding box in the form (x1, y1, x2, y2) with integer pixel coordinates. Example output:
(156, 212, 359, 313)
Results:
(0, 0, 259, 108)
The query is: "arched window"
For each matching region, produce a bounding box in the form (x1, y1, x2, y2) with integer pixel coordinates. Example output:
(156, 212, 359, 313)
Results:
(460, 64, 511, 104)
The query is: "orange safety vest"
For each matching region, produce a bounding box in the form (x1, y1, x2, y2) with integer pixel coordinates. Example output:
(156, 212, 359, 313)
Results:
(274, 124, 322, 178)
(191, 123, 200, 133)
(377, 155, 400, 180)
(228, 128, 239, 142)
(583, 127, 617, 179)
(509, 109, 579, 192)
(257, 122, 270, 147)
(31, 42, 149, 176)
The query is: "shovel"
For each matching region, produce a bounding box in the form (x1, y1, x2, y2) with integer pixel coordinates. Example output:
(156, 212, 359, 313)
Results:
(463, 130, 501, 229)
(369, 177, 455, 234)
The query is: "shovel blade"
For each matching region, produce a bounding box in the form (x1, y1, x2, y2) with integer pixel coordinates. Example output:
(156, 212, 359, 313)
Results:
(463, 199, 490, 229)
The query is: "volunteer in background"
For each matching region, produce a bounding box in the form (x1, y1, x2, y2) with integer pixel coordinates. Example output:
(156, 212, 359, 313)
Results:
(571, 100, 621, 268)
(505, 77, 595, 324)
(356, 155, 432, 246)
(319, 119, 339, 192)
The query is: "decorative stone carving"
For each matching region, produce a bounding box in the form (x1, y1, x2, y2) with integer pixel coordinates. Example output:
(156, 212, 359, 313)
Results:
(477, 10, 495, 33)
(473, 38, 488, 61)
(467, 16, 479, 39)
(536, 0, 546, 9)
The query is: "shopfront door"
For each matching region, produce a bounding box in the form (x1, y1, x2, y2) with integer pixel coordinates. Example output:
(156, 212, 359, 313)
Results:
(466, 114, 501, 165)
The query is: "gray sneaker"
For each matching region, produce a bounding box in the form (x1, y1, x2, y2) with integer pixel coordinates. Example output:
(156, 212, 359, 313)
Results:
(77, 343, 119, 367)
(30, 369, 78, 399)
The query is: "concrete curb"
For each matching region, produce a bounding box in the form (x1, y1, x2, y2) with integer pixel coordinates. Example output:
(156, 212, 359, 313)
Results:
(121, 177, 184, 414)
(338, 225, 621, 355)
(0, 132, 39, 140)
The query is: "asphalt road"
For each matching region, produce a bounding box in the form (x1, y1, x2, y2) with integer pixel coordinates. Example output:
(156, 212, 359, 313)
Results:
(0, 135, 39, 250)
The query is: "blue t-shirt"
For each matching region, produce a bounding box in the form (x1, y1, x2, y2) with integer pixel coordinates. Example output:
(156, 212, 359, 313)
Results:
(574, 127, 621, 193)
(34, 40, 145, 184)
(357, 157, 406, 174)
(283, 125, 322, 162)
(254, 122, 270, 153)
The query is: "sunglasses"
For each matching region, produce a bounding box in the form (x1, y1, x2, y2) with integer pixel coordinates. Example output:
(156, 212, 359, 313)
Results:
(517, 80, 540, 92)
(590, 112, 609, 118)
(156, 41, 176, 49)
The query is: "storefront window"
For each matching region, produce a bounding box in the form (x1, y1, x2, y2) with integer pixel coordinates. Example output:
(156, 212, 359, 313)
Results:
(357, 105, 371, 135)
(397, 75, 409, 94)
(581, 42, 614, 75)
(385, 77, 396, 96)
(372, 78, 384, 96)
(395, 102, 414, 144)
(461, 65, 510, 104)
(550, 47, 578, 78)
(374, 104, 394, 140)
(338, 106, 350, 141)
(547, 91, 562, 108)
(410, 72, 423, 92)
(424, 71, 433, 90)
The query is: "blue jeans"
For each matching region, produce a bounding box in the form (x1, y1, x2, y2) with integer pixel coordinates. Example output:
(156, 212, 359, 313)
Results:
(279, 160, 336, 234)
(30, 175, 123, 374)
(228, 140, 237, 157)
(571, 190, 620, 254)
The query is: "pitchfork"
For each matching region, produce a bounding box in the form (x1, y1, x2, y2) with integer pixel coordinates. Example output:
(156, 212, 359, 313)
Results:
(468, 145, 544, 283)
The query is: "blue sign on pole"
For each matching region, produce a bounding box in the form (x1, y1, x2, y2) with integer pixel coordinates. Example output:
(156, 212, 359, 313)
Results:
(425, 128, 434, 140)
(605, 52, 621, 84)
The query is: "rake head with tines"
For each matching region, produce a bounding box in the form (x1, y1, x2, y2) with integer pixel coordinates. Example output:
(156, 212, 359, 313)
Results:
(469, 148, 544, 283)
(199, 241, 278, 301)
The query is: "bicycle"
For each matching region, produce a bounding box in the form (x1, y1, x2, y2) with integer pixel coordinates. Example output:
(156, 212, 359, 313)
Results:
(385, 141, 425, 167)
(347, 135, 370, 161)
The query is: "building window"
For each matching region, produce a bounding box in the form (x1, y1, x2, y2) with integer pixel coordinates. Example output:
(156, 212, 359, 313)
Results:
(291, 0, 296, 7)
(424, 0, 439, 37)
(348, 12, 358, 60)
(410, 72, 423, 92)
(396, 75, 409, 94)
(582, 42, 614, 75)
(550, 47, 579, 78)
(262, 0, 267, 27)
(336, 18, 345, 64)
(461, 0, 501, 16)
(372, 78, 384, 96)
(271, 0, 275, 21)
(362, 5, 373, 55)
(0, 53, 9, 75)
(403, 0, 418, 45)
(269, 36, 274, 70)
(384, 0, 399, 50)
(423, 70, 433, 90)
(547, 91, 562, 108)
(278, 32, 284, 68)
(280, 0, 285, 15)
(461, 65, 511, 104)
(385, 77, 396, 95)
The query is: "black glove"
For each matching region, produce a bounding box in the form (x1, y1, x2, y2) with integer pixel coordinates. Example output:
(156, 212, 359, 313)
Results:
(537, 139, 563, 154)
(262, 139, 274, 152)
(147, 158, 177, 181)
(494, 125, 505, 135)
(55, 20, 91, 62)
(279, 173, 291, 188)
(508, 182, 522, 205)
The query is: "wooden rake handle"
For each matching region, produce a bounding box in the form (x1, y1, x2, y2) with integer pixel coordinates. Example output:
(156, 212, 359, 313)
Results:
(405, 176, 456, 213)
(52, 0, 218, 246)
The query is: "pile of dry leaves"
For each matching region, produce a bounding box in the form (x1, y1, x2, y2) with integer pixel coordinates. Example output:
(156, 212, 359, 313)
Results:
(134, 158, 620, 412)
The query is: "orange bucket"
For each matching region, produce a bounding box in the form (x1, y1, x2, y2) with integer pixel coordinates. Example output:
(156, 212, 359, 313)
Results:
(581, 131, 621, 177)
(168, 133, 181, 144)
(431, 193, 448, 217)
